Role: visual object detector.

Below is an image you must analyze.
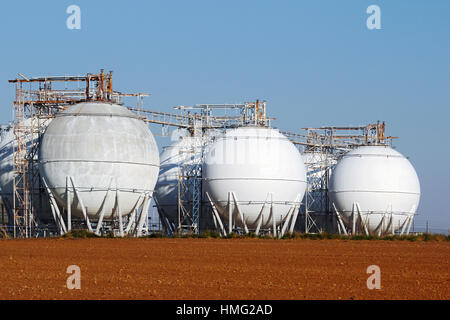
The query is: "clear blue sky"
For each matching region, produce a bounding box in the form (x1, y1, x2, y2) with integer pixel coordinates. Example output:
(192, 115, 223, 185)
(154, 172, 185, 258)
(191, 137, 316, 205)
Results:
(0, 0, 449, 230)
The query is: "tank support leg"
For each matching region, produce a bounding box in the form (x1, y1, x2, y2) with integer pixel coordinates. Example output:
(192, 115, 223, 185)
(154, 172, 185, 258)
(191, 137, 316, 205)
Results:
(47, 197, 58, 232)
(280, 207, 293, 238)
(51, 199, 66, 235)
(360, 214, 369, 236)
(206, 192, 226, 236)
(70, 177, 93, 232)
(158, 210, 173, 237)
(356, 203, 369, 236)
(351, 203, 357, 235)
(332, 203, 347, 236)
(406, 215, 413, 235)
(255, 213, 263, 236)
(135, 194, 151, 237)
(400, 216, 407, 235)
(115, 185, 124, 237)
(400, 214, 411, 235)
(133, 195, 144, 237)
(153, 197, 174, 236)
(280, 208, 292, 238)
(133, 194, 145, 237)
(389, 214, 393, 235)
(42, 177, 67, 235)
(288, 194, 302, 235)
(211, 208, 218, 230)
(125, 209, 137, 234)
(125, 193, 144, 236)
(376, 215, 385, 236)
(66, 177, 71, 232)
(95, 179, 113, 236)
(270, 193, 276, 238)
(279, 193, 302, 237)
(231, 192, 248, 234)
(383, 205, 394, 236)
(164, 214, 174, 236)
(227, 192, 233, 234)
(95, 209, 105, 236)
(165, 216, 175, 236)
(288, 208, 297, 234)
(390, 210, 395, 235)
(255, 194, 270, 236)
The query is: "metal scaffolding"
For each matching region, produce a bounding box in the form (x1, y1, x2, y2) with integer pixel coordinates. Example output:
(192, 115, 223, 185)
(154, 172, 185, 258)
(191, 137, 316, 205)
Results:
(6, 70, 149, 238)
(176, 135, 204, 233)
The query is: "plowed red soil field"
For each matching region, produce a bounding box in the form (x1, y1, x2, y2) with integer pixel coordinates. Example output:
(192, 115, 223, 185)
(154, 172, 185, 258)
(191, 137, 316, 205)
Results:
(0, 238, 448, 300)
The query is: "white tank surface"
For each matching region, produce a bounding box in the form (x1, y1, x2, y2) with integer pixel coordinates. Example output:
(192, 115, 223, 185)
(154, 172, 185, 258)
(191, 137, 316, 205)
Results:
(38, 102, 160, 220)
(203, 126, 307, 230)
(154, 130, 204, 225)
(0, 118, 54, 222)
(328, 145, 420, 235)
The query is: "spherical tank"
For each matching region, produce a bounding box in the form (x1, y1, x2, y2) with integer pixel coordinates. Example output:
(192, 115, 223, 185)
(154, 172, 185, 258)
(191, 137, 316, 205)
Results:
(38, 102, 160, 220)
(203, 127, 307, 229)
(328, 145, 420, 234)
(154, 130, 203, 225)
(0, 118, 54, 223)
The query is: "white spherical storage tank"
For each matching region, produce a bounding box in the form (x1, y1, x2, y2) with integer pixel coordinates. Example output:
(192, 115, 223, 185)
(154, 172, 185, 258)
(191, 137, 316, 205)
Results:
(38, 102, 160, 220)
(154, 131, 203, 225)
(203, 126, 307, 232)
(328, 145, 420, 235)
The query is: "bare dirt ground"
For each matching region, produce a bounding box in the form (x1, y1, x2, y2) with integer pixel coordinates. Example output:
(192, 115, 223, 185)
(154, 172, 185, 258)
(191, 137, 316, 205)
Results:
(0, 238, 448, 300)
